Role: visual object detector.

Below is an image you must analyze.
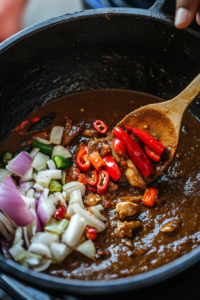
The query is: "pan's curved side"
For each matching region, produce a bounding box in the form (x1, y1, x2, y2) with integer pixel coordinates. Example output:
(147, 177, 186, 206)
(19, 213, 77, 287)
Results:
(0, 5, 200, 296)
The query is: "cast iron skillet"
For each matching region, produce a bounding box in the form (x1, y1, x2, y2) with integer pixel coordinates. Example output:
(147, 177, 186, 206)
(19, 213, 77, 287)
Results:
(0, 0, 200, 296)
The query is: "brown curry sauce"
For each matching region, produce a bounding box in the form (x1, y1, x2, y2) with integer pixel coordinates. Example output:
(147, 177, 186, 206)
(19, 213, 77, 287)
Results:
(1, 90, 200, 280)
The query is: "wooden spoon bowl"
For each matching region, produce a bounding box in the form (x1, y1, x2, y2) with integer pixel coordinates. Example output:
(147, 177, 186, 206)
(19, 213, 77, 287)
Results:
(117, 74, 200, 185)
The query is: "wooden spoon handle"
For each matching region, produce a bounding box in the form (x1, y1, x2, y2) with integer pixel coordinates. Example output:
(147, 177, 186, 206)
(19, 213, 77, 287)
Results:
(172, 73, 200, 111)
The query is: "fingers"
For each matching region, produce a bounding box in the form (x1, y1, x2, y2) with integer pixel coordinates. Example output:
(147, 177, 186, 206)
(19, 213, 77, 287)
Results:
(175, 0, 199, 29)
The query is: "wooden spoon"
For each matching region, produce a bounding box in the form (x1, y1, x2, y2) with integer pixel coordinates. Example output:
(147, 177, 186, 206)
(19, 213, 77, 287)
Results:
(117, 74, 200, 185)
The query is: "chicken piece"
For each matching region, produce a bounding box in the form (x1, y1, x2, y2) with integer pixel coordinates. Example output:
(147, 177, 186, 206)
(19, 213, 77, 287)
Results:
(116, 202, 139, 219)
(108, 181, 118, 193)
(117, 220, 142, 238)
(125, 159, 146, 190)
(88, 138, 111, 156)
(160, 219, 181, 235)
(62, 118, 72, 144)
(84, 194, 102, 206)
(107, 132, 121, 163)
(65, 167, 80, 184)
(118, 196, 143, 203)
(82, 128, 99, 138)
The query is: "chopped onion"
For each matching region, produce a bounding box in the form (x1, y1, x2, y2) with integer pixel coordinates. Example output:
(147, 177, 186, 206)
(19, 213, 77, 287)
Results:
(30, 148, 40, 159)
(9, 244, 27, 261)
(26, 257, 42, 268)
(52, 145, 72, 158)
(0, 220, 10, 240)
(27, 188, 34, 198)
(37, 189, 55, 225)
(70, 236, 85, 250)
(62, 214, 86, 247)
(0, 176, 35, 226)
(0, 169, 12, 183)
(50, 242, 71, 264)
(38, 170, 62, 180)
(73, 203, 105, 232)
(31, 153, 49, 171)
(66, 205, 74, 216)
(33, 259, 51, 272)
(62, 191, 67, 201)
(94, 204, 104, 212)
(50, 126, 64, 145)
(35, 174, 51, 189)
(90, 207, 107, 221)
(21, 195, 35, 208)
(45, 197, 56, 215)
(62, 171, 66, 185)
(23, 227, 30, 248)
(76, 240, 96, 260)
(0, 212, 15, 235)
(30, 207, 42, 233)
(33, 192, 41, 199)
(63, 181, 85, 197)
(19, 182, 35, 192)
(47, 160, 56, 170)
(35, 137, 51, 145)
(31, 232, 59, 247)
(6, 152, 32, 177)
(28, 243, 51, 259)
(69, 189, 84, 208)
(33, 183, 44, 192)
(53, 192, 67, 208)
(0, 239, 13, 258)
(21, 167, 33, 182)
(13, 227, 23, 245)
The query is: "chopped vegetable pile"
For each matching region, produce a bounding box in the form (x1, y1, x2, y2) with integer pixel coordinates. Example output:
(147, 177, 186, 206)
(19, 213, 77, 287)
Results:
(0, 117, 165, 273)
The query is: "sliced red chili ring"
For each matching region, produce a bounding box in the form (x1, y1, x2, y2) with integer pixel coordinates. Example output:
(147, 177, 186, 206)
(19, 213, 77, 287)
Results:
(31, 117, 40, 123)
(97, 170, 109, 195)
(54, 206, 65, 220)
(20, 120, 29, 129)
(87, 186, 97, 193)
(103, 155, 121, 182)
(85, 226, 97, 240)
(144, 146, 160, 162)
(112, 138, 128, 158)
(76, 145, 91, 172)
(86, 169, 98, 186)
(93, 120, 108, 134)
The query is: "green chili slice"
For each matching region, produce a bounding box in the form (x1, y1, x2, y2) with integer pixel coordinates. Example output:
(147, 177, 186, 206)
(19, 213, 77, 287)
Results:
(49, 180, 63, 193)
(52, 155, 71, 169)
(32, 141, 53, 156)
(2, 152, 13, 166)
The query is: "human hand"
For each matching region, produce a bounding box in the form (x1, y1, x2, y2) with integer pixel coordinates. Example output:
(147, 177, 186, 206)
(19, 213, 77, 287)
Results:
(175, 0, 200, 29)
(0, 0, 27, 42)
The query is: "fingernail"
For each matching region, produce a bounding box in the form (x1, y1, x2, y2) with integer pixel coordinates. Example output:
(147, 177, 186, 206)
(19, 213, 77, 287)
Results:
(175, 8, 190, 27)
(196, 13, 200, 26)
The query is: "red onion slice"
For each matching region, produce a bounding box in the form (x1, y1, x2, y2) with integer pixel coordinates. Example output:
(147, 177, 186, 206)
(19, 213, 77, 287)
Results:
(18, 182, 35, 192)
(6, 152, 32, 177)
(0, 176, 35, 226)
(37, 189, 51, 226)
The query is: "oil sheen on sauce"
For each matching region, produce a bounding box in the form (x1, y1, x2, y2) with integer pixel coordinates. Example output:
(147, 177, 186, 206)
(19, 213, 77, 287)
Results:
(1, 90, 200, 281)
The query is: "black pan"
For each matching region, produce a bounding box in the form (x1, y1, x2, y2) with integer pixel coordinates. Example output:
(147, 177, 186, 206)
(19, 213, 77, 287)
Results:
(0, 0, 200, 296)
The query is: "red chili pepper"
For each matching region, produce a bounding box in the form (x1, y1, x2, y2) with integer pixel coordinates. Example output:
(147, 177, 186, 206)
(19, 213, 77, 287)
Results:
(54, 206, 65, 220)
(20, 120, 29, 129)
(142, 188, 158, 207)
(77, 174, 88, 185)
(97, 170, 109, 194)
(31, 117, 40, 123)
(125, 126, 165, 156)
(87, 186, 97, 193)
(76, 145, 91, 172)
(87, 169, 98, 186)
(88, 151, 105, 171)
(103, 201, 110, 208)
(103, 155, 121, 182)
(85, 226, 97, 240)
(113, 127, 154, 177)
(144, 146, 160, 162)
(93, 120, 108, 134)
(112, 138, 128, 158)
